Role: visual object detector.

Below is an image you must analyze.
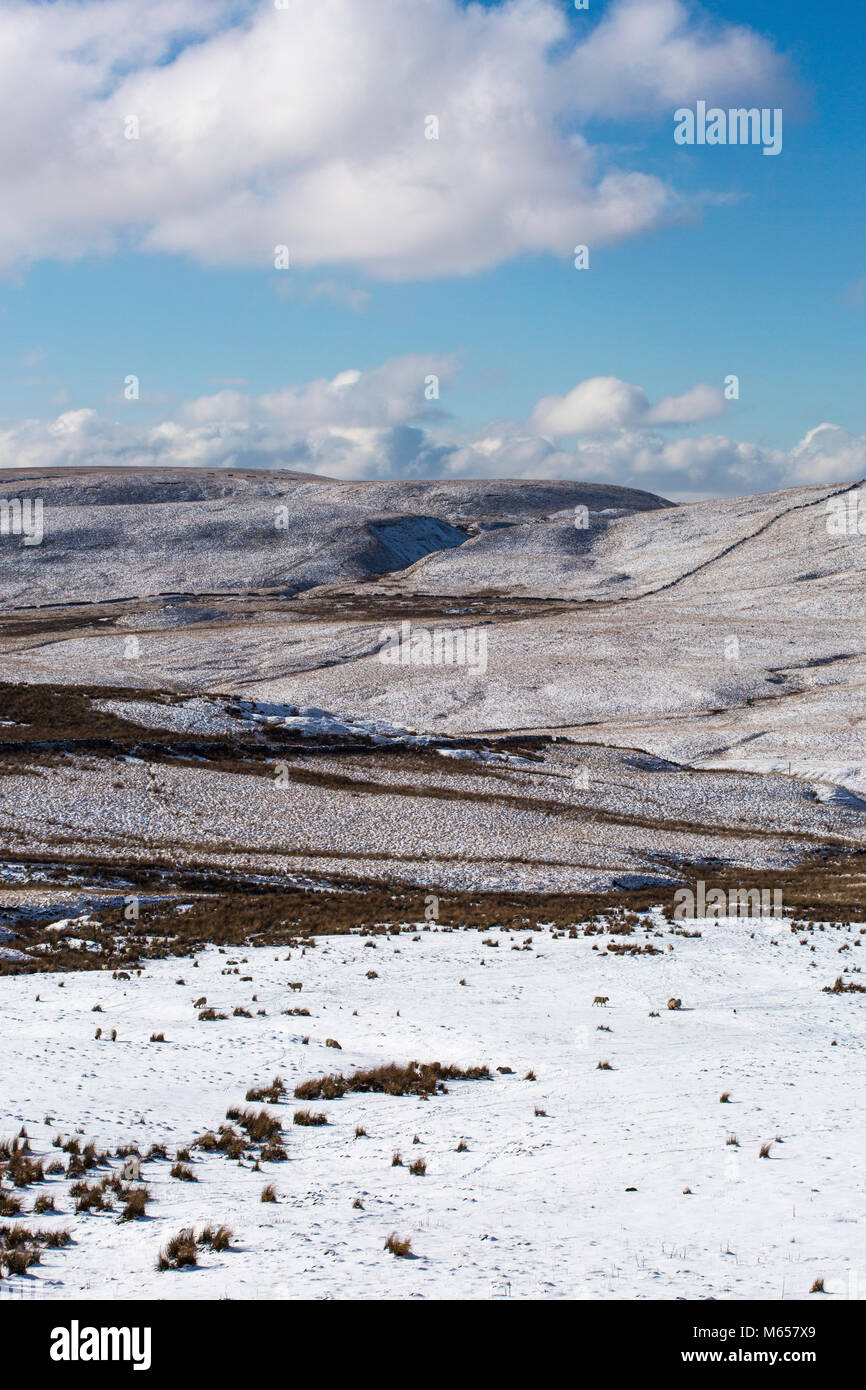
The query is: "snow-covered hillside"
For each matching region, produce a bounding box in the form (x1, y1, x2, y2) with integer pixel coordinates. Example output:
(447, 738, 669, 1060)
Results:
(2, 914, 863, 1300)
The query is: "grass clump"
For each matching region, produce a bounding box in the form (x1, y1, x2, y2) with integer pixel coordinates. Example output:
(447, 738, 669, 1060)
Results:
(72, 1180, 113, 1214)
(117, 1188, 148, 1223)
(294, 1060, 489, 1102)
(245, 1077, 287, 1104)
(157, 1227, 198, 1271)
(199, 1224, 233, 1252)
(384, 1232, 412, 1258)
(225, 1108, 282, 1144)
(260, 1140, 288, 1162)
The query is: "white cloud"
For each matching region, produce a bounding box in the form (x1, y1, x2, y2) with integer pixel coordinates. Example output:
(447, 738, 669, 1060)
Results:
(565, 0, 795, 118)
(0, 355, 456, 480)
(0, 0, 793, 278)
(531, 375, 724, 434)
(0, 357, 862, 498)
(532, 377, 650, 435)
(788, 424, 866, 483)
(647, 382, 726, 425)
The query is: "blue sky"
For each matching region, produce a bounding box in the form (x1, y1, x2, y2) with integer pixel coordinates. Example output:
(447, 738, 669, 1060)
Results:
(0, 0, 863, 498)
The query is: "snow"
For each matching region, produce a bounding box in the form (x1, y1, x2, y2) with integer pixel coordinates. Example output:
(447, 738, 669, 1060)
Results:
(700, 757, 866, 802)
(238, 702, 422, 743)
(92, 698, 245, 737)
(237, 700, 522, 761)
(2, 914, 864, 1300)
(235, 701, 535, 771)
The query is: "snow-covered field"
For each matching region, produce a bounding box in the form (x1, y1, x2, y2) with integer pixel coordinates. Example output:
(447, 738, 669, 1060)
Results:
(2, 914, 864, 1301)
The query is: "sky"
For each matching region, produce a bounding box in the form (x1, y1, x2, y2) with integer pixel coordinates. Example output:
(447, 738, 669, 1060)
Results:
(0, 0, 863, 500)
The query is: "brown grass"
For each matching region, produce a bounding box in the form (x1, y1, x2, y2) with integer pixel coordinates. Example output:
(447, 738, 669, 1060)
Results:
(225, 1108, 282, 1144)
(72, 1180, 113, 1214)
(195, 1125, 246, 1160)
(294, 1060, 489, 1102)
(384, 1232, 412, 1257)
(199, 1224, 233, 1252)
(7, 1153, 45, 1188)
(260, 1140, 288, 1162)
(245, 1076, 287, 1104)
(823, 976, 866, 995)
(2, 1247, 40, 1274)
(157, 1227, 198, 1270)
(117, 1188, 148, 1222)
(293, 1110, 328, 1127)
